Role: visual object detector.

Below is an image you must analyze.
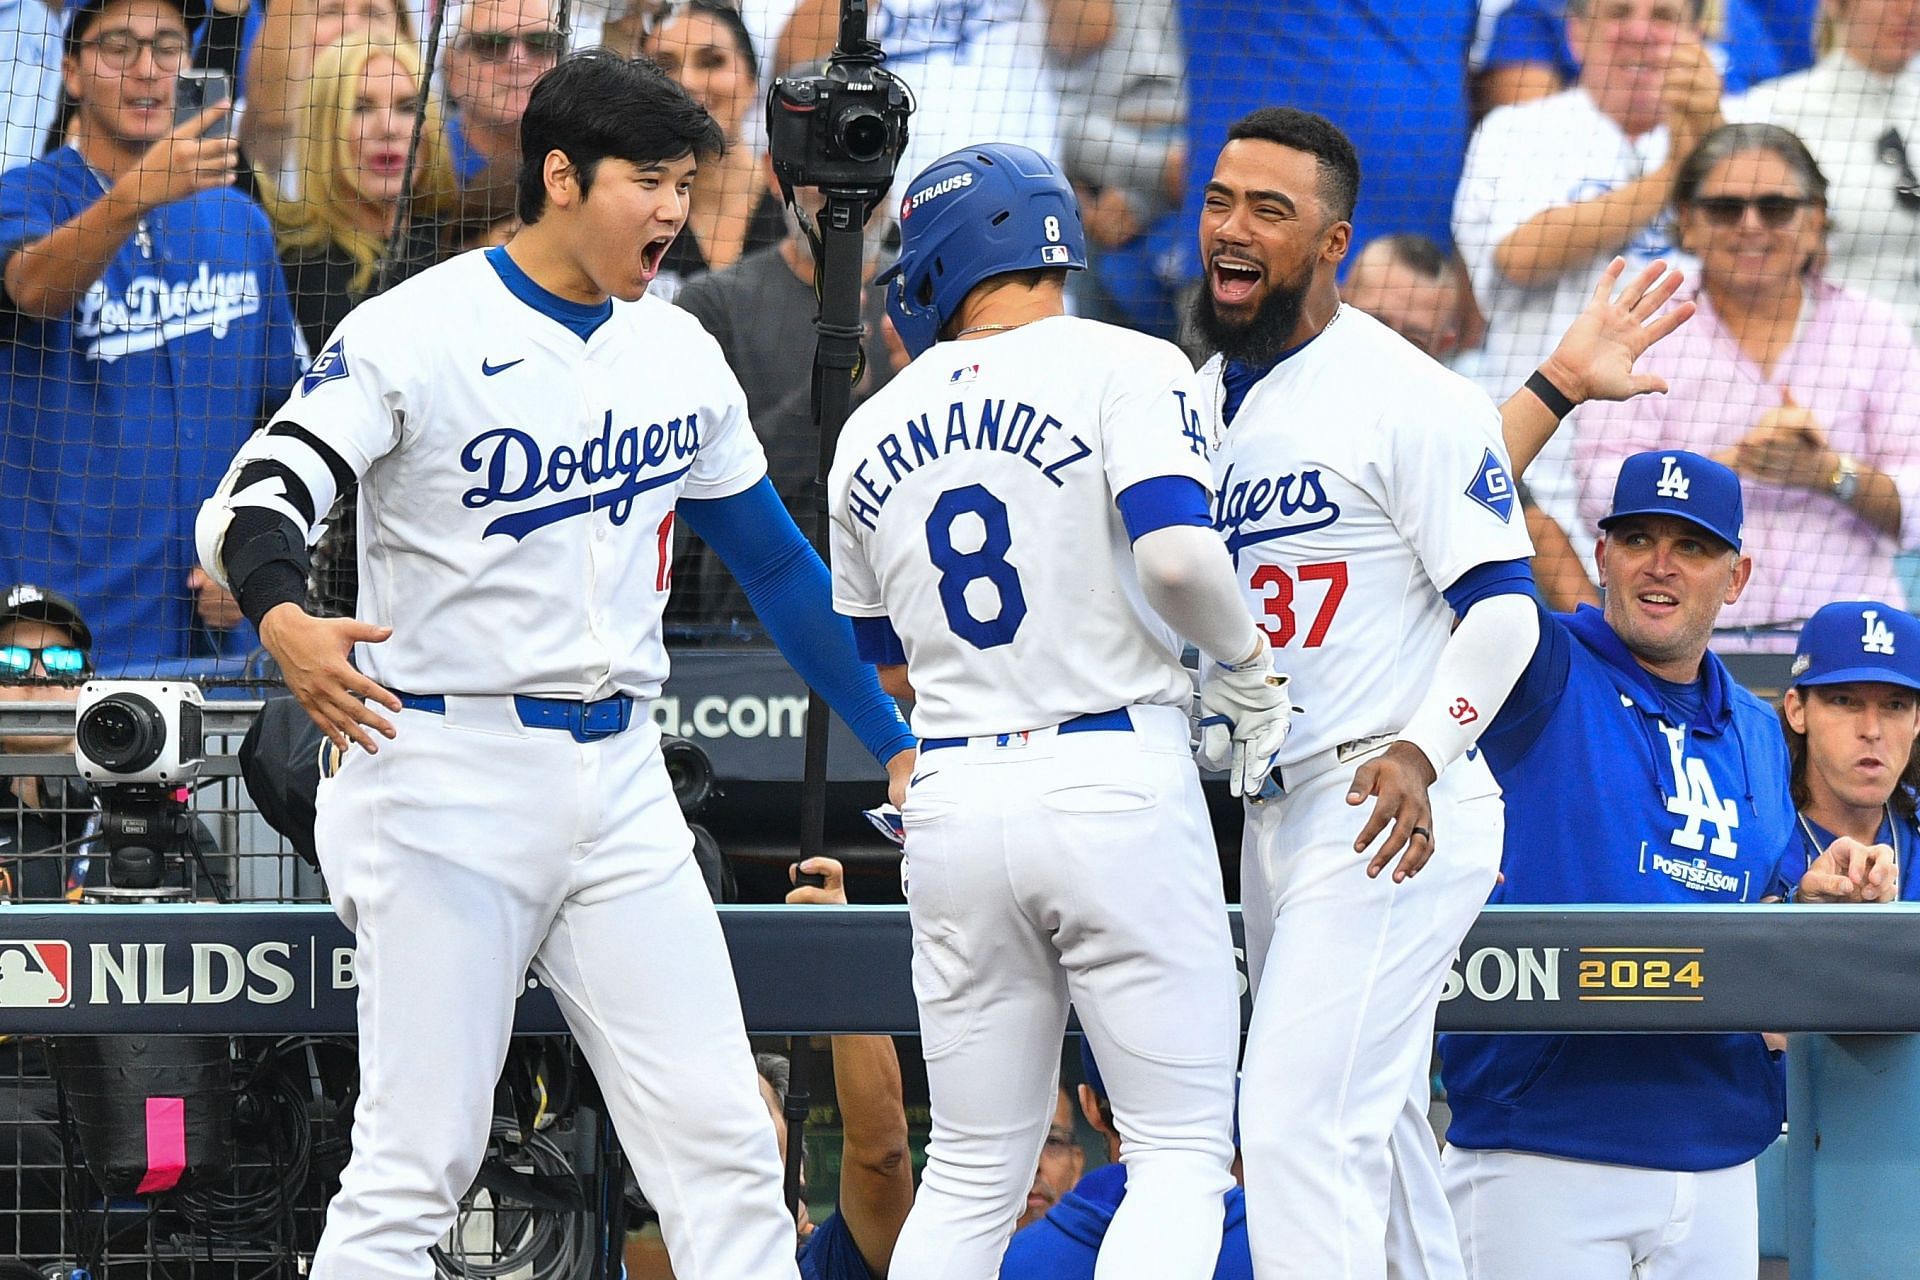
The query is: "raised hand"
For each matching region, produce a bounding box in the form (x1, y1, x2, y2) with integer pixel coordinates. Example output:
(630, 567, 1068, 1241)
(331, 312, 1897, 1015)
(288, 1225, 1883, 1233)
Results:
(1538, 257, 1695, 406)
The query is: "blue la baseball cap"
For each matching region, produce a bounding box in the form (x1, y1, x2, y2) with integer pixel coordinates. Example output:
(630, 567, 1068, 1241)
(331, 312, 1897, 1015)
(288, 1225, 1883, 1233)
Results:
(1790, 600, 1920, 690)
(1598, 449, 1744, 550)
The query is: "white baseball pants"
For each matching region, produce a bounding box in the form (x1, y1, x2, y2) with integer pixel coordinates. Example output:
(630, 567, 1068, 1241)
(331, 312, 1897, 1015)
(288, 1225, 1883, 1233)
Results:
(886, 704, 1241, 1280)
(1441, 1147, 1758, 1280)
(309, 700, 800, 1280)
(1239, 751, 1503, 1280)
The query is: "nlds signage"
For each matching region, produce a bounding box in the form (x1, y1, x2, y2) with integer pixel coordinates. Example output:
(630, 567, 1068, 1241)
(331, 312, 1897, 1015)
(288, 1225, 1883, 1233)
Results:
(88, 941, 300, 1005)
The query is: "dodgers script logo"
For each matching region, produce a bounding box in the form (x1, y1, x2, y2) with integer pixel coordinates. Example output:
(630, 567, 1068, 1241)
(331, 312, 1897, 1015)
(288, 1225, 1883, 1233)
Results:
(1863, 609, 1897, 655)
(76, 265, 264, 364)
(1211, 462, 1342, 564)
(0, 941, 71, 1009)
(461, 410, 700, 541)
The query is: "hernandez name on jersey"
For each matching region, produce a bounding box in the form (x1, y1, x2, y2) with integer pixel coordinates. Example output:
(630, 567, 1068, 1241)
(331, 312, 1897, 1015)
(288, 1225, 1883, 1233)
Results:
(830, 316, 1212, 740)
(1201, 306, 1533, 767)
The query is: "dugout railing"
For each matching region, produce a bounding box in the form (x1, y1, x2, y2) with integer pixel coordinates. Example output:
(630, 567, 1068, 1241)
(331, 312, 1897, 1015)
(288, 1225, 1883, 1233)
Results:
(0, 903, 1917, 1278)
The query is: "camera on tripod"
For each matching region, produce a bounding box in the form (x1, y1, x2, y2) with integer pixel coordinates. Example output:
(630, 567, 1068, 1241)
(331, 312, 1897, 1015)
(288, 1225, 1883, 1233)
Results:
(765, 0, 912, 199)
(73, 680, 205, 892)
(74, 679, 204, 784)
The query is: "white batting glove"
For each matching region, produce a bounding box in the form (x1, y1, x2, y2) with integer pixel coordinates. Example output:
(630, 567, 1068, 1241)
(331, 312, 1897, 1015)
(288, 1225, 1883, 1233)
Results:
(1195, 632, 1297, 798)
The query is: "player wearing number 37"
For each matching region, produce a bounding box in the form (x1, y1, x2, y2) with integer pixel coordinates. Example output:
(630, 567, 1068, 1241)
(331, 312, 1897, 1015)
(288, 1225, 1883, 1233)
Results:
(1436, 452, 1897, 1280)
(830, 142, 1293, 1280)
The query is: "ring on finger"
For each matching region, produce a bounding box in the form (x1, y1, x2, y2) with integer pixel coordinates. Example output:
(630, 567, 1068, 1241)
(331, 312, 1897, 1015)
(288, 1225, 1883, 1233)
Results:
(1411, 825, 1433, 841)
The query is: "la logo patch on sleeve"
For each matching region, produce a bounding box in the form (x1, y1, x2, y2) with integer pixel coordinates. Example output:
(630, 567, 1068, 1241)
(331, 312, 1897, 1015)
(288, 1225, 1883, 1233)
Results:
(1465, 447, 1515, 522)
(301, 339, 350, 396)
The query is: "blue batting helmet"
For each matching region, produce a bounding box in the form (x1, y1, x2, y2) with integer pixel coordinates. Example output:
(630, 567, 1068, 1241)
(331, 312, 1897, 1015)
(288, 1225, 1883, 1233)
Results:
(879, 143, 1088, 359)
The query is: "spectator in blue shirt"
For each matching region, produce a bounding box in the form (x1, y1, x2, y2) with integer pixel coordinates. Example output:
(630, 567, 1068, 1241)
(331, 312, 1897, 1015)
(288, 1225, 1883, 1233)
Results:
(0, 0, 307, 669)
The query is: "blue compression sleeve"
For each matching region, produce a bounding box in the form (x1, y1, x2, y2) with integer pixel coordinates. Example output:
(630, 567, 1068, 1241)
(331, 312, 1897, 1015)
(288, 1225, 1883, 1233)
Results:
(851, 616, 907, 666)
(1442, 558, 1538, 618)
(1116, 476, 1211, 541)
(679, 479, 915, 764)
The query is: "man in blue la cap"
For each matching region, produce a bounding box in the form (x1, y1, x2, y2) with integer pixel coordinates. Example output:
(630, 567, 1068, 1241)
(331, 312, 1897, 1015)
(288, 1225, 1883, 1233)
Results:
(1000, 1041, 1252, 1280)
(1435, 449, 1893, 1280)
(1776, 600, 1918, 900)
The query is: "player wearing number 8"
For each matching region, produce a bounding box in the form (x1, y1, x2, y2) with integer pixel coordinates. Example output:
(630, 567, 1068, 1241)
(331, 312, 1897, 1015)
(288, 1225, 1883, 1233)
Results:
(831, 142, 1295, 1280)
(1436, 450, 1892, 1279)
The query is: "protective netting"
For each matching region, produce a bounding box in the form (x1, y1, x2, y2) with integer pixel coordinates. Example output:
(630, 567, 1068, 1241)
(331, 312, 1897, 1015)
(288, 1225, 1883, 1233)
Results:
(2, 0, 1915, 671)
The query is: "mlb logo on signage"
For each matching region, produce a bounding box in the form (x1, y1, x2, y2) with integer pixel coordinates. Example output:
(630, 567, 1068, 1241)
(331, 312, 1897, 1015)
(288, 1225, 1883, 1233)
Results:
(0, 941, 71, 1008)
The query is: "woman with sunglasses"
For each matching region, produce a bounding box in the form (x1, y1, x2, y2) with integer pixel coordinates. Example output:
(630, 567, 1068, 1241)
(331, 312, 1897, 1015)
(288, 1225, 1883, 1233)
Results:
(1574, 122, 1920, 647)
(1735, 0, 1920, 334)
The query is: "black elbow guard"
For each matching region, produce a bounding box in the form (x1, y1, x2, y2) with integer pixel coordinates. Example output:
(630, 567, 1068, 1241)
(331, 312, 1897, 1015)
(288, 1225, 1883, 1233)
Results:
(224, 508, 312, 628)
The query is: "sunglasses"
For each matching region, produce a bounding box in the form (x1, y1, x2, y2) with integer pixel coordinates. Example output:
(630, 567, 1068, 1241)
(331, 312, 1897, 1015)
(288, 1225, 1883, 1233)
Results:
(1879, 127, 1920, 212)
(459, 28, 566, 60)
(0, 644, 90, 676)
(1691, 194, 1813, 228)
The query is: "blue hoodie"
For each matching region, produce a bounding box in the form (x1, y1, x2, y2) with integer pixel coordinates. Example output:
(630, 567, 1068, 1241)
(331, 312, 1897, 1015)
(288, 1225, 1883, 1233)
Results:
(999, 1163, 1253, 1280)
(1440, 605, 1796, 1172)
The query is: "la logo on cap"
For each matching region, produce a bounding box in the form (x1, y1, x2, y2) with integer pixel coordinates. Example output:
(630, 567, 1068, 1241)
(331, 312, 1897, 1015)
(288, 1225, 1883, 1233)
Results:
(1656, 455, 1690, 500)
(1862, 609, 1897, 655)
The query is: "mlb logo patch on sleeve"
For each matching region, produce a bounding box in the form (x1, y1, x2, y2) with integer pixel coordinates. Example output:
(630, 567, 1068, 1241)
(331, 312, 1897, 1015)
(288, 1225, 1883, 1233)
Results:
(0, 941, 72, 1008)
(1465, 448, 1515, 522)
(301, 339, 350, 396)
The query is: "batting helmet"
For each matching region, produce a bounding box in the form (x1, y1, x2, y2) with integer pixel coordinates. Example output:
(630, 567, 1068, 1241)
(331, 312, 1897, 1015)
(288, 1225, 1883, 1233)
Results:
(880, 143, 1088, 359)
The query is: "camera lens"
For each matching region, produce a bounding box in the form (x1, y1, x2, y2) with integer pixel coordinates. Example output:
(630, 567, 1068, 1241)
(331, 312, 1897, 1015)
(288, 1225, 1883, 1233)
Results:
(833, 104, 889, 164)
(77, 693, 166, 773)
(662, 735, 715, 816)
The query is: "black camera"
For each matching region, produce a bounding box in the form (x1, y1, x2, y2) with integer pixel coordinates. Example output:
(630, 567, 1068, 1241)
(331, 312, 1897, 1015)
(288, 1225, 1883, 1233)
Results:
(766, 0, 912, 198)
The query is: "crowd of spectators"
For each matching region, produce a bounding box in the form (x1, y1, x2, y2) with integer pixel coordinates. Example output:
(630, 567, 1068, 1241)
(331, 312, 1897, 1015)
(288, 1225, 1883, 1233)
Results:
(2, 0, 1917, 664)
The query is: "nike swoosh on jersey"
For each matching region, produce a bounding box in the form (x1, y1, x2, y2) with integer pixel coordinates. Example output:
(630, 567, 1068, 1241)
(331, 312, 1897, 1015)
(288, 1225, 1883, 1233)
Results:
(481, 357, 526, 376)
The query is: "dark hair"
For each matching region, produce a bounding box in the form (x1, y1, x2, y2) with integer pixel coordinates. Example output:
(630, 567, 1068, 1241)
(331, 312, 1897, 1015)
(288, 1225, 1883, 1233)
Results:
(1781, 692, 1920, 822)
(516, 49, 726, 224)
(647, 0, 759, 81)
(1225, 107, 1361, 223)
(1673, 122, 1829, 210)
(1372, 232, 1450, 280)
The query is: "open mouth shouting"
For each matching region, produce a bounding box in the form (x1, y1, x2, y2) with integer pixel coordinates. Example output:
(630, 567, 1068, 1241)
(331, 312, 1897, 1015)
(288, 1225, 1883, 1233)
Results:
(640, 233, 676, 281)
(1210, 253, 1264, 308)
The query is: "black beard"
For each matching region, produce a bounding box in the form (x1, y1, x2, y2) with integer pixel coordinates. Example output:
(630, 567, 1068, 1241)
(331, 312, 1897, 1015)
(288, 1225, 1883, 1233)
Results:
(1190, 264, 1312, 366)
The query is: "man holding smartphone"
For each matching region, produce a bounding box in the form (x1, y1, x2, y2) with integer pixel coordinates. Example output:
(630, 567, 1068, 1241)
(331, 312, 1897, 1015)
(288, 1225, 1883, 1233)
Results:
(0, 0, 305, 670)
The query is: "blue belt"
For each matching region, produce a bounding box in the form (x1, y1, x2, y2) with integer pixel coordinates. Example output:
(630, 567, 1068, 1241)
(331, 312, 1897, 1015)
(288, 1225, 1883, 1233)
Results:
(921, 707, 1133, 752)
(393, 690, 635, 743)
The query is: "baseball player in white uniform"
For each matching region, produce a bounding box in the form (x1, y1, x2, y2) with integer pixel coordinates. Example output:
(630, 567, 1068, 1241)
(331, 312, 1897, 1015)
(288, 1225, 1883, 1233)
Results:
(1191, 108, 1544, 1280)
(196, 53, 915, 1280)
(830, 143, 1294, 1280)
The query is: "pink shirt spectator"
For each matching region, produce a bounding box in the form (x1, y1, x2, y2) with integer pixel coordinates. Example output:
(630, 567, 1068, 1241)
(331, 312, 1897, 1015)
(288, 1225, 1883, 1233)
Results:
(1575, 277, 1920, 642)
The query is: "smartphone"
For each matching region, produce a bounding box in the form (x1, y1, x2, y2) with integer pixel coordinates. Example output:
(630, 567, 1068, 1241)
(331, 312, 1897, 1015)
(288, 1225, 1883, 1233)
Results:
(174, 68, 234, 138)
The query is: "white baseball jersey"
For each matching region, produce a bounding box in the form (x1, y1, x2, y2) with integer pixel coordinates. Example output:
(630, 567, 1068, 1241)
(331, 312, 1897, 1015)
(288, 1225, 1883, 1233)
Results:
(829, 315, 1212, 738)
(273, 249, 766, 698)
(1202, 304, 1535, 767)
